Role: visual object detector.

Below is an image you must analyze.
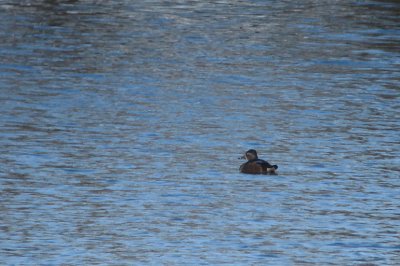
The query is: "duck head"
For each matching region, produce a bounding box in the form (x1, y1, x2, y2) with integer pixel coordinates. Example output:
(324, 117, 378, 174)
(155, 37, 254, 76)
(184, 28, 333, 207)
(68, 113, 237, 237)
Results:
(240, 149, 258, 161)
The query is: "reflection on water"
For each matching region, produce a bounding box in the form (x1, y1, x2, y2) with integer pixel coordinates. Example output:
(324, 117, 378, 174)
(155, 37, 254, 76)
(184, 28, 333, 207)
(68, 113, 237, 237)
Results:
(1, 0, 399, 264)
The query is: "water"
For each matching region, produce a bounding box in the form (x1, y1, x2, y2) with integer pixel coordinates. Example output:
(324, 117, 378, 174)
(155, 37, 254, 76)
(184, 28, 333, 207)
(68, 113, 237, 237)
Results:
(1, 0, 399, 264)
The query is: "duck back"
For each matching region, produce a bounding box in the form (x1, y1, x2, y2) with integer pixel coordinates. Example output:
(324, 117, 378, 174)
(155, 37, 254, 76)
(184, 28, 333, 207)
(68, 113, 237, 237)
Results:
(240, 159, 278, 174)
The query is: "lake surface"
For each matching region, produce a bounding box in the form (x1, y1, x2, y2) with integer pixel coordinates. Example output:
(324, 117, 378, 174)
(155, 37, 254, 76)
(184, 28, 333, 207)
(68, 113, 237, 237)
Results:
(1, 0, 399, 265)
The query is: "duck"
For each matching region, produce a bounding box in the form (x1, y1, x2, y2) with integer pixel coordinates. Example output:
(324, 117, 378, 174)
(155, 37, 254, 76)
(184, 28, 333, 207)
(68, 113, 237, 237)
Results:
(239, 149, 278, 174)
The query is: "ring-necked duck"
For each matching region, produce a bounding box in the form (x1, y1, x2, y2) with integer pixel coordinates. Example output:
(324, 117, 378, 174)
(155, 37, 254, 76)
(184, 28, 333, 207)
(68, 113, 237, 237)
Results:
(239, 149, 278, 174)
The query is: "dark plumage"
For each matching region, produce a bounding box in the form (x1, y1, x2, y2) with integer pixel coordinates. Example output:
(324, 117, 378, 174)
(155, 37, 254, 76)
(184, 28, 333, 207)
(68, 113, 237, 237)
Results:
(239, 149, 278, 174)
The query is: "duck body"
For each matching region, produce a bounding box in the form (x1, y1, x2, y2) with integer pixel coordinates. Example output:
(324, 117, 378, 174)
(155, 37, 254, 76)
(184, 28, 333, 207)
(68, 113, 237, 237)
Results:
(239, 149, 278, 175)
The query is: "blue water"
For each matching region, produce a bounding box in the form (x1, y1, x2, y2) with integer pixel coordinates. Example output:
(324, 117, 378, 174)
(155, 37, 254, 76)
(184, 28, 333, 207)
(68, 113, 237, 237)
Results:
(1, 0, 399, 265)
